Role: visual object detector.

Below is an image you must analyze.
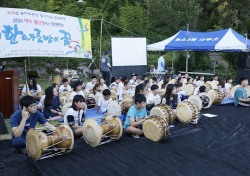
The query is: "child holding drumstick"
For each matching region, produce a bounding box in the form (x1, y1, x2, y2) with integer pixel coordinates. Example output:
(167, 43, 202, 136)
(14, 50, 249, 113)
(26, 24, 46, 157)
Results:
(124, 94, 148, 138)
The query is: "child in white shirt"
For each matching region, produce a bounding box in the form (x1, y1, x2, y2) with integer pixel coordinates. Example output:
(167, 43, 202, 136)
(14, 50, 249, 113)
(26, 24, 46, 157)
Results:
(96, 89, 112, 114)
(146, 84, 160, 110)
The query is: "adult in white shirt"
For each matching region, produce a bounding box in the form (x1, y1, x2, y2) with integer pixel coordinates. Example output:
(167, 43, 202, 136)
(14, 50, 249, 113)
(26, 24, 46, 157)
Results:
(85, 76, 97, 92)
(157, 51, 166, 72)
(59, 78, 71, 93)
(22, 77, 42, 96)
(69, 81, 85, 101)
(195, 75, 205, 87)
(96, 89, 112, 114)
(64, 95, 86, 137)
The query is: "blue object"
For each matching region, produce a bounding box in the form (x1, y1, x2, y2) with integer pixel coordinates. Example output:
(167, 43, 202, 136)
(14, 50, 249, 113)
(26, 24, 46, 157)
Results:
(147, 28, 250, 52)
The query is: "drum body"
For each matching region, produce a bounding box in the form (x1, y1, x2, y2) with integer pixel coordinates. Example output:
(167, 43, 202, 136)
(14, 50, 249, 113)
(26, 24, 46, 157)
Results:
(82, 116, 123, 147)
(26, 124, 74, 160)
(176, 100, 200, 124)
(150, 105, 175, 124)
(143, 116, 169, 142)
(207, 89, 223, 104)
(120, 98, 132, 113)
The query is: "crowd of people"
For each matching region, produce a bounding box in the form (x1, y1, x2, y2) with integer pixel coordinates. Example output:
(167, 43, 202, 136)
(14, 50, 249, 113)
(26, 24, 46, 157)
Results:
(9, 70, 250, 147)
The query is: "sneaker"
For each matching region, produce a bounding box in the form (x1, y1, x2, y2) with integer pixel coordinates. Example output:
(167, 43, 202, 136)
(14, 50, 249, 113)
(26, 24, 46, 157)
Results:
(131, 135, 140, 138)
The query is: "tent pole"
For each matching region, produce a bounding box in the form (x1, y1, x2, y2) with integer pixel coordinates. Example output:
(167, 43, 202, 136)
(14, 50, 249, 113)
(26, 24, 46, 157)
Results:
(172, 51, 174, 74)
(186, 24, 189, 73)
(186, 51, 189, 73)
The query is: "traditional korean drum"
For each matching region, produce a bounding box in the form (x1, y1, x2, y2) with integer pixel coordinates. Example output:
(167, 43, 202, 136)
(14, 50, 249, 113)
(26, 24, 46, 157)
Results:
(188, 95, 202, 110)
(150, 105, 175, 124)
(204, 81, 217, 92)
(123, 94, 133, 100)
(26, 124, 74, 160)
(207, 89, 223, 104)
(182, 84, 196, 96)
(82, 116, 123, 147)
(120, 98, 132, 113)
(111, 90, 117, 101)
(159, 89, 166, 97)
(176, 100, 200, 124)
(60, 96, 69, 106)
(62, 103, 72, 115)
(107, 100, 121, 116)
(230, 85, 240, 98)
(199, 93, 212, 109)
(143, 116, 169, 142)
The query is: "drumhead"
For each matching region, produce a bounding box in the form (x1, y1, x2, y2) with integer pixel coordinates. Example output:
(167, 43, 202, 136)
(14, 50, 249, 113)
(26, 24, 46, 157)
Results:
(62, 103, 72, 115)
(26, 129, 43, 160)
(207, 89, 223, 104)
(176, 103, 193, 123)
(182, 84, 195, 96)
(188, 95, 202, 110)
(94, 92, 103, 105)
(82, 119, 102, 147)
(199, 93, 212, 109)
(60, 96, 69, 105)
(107, 101, 121, 116)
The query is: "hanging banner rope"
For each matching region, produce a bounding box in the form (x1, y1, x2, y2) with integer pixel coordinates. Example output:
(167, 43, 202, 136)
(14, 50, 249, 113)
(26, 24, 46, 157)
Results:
(0, 7, 92, 58)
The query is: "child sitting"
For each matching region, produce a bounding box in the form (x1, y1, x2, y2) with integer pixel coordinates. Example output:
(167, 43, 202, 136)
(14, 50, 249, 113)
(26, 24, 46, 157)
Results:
(124, 94, 148, 138)
(64, 95, 86, 137)
(96, 89, 112, 114)
(146, 84, 160, 110)
(10, 96, 56, 148)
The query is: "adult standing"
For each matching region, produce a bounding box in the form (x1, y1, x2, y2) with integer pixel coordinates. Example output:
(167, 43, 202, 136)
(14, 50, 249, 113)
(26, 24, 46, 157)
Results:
(101, 50, 112, 86)
(157, 51, 166, 72)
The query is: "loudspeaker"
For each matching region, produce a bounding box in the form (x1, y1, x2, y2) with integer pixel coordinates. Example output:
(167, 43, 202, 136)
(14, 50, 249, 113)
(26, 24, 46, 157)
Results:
(0, 112, 8, 134)
(236, 69, 250, 84)
(237, 53, 250, 69)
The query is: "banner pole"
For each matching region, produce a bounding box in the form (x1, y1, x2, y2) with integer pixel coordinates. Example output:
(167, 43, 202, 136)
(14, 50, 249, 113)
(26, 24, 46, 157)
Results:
(99, 17, 103, 79)
(24, 59, 28, 95)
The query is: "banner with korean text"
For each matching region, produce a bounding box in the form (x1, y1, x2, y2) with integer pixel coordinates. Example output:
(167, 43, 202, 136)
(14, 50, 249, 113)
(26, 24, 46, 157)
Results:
(0, 8, 92, 58)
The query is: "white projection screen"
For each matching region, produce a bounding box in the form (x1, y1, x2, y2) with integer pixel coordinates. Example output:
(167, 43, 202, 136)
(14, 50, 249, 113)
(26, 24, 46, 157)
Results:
(111, 37, 147, 66)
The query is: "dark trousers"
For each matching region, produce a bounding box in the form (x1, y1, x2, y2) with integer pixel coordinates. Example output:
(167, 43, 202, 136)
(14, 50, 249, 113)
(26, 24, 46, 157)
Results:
(102, 71, 111, 86)
(11, 136, 26, 148)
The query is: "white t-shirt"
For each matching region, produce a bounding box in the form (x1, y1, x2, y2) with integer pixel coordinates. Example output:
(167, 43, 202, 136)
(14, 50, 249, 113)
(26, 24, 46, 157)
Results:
(64, 108, 84, 126)
(85, 82, 95, 91)
(225, 83, 232, 92)
(98, 97, 112, 113)
(59, 85, 71, 93)
(69, 91, 85, 101)
(22, 84, 42, 96)
(157, 56, 165, 71)
(196, 80, 204, 87)
(212, 80, 219, 85)
(37, 95, 46, 107)
(183, 78, 187, 85)
(146, 92, 160, 105)
(124, 88, 135, 96)
(129, 79, 137, 86)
